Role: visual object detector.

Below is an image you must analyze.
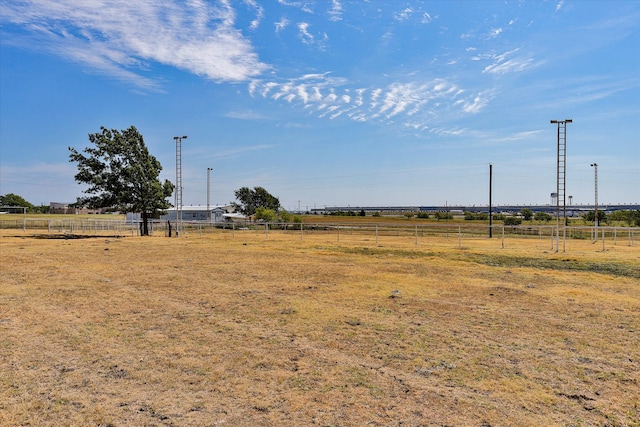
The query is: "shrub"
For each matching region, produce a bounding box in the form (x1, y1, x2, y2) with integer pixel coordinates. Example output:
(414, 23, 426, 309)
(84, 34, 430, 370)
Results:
(520, 209, 533, 221)
(504, 217, 522, 226)
(464, 211, 488, 221)
(434, 211, 453, 221)
(534, 212, 552, 222)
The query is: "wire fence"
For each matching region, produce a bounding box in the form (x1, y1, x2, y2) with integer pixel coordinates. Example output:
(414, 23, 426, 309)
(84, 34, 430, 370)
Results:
(1, 218, 638, 250)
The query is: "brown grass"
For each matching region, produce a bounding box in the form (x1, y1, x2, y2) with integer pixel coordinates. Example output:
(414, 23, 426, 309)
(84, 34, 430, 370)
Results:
(1, 229, 639, 426)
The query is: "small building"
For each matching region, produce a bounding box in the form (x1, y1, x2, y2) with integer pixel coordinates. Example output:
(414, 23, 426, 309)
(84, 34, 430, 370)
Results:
(50, 202, 102, 214)
(222, 212, 251, 223)
(161, 205, 234, 223)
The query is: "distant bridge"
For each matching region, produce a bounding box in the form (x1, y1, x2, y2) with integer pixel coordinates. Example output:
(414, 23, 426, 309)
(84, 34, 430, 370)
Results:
(311, 204, 640, 215)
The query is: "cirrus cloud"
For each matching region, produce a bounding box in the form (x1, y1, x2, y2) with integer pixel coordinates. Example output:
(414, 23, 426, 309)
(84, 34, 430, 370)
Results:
(0, 0, 269, 89)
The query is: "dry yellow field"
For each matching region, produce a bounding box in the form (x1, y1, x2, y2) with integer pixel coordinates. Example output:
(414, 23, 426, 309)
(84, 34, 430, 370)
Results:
(1, 229, 639, 426)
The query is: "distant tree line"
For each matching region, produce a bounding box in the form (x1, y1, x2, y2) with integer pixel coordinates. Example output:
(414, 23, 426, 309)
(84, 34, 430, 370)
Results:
(232, 186, 302, 224)
(0, 193, 49, 213)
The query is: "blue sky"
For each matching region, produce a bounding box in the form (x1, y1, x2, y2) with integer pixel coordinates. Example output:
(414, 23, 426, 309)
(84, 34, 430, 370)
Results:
(1, 0, 638, 210)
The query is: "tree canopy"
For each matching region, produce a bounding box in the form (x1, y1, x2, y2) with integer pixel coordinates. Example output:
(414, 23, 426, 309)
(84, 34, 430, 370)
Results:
(582, 210, 608, 225)
(0, 193, 33, 209)
(232, 186, 280, 216)
(69, 126, 174, 235)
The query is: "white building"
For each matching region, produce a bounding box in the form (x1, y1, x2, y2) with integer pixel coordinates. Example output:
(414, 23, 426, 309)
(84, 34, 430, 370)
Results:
(161, 205, 234, 223)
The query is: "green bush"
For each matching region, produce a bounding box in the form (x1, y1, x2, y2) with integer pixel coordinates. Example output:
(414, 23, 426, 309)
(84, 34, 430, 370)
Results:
(534, 212, 552, 222)
(434, 211, 453, 221)
(504, 217, 522, 226)
(464, 211, 489, 221)
(520, 209, 533, 221)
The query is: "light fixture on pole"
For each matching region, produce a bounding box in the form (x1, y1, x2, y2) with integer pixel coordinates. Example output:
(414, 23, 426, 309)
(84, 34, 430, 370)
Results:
(590, 163, 598, 239)
(173, 135, 187, 236)
(550, 119, 572, 252)
(207, 167, 213, 222)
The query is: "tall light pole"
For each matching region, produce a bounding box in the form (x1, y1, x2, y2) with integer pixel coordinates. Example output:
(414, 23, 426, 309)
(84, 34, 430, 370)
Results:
(591, 163, 598, 239)
(489, 163, 493, 238)
(174, 135, 187, 236)
(207, 167, 213, 222)
(550, 119, 572, 252)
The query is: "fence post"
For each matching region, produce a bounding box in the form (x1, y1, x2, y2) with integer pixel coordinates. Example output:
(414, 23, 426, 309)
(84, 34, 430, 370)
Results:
(502, 226, 505, 249)
(300, 222, 303, 240)
(375, 225, 378, 244)
(415, 225, 418, 246)
(458, 226, 461, 249)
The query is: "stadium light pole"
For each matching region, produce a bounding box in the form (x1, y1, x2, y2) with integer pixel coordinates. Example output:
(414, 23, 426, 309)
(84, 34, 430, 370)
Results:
(591, 163, 598, 240)
(174, 135, 187, 236)
(550, 119, 572, 252)
(207, 167, 213, 222)
(489, 163, 493, 238)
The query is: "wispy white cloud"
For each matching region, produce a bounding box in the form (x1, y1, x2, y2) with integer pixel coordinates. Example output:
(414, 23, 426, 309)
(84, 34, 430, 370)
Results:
(277, 0, 314, 14)
(328, 0, 343, 22)
(393, 8, 414, 22)
(480, 48, 538, 74)
(249, 74, 488, 129)
(487, 28, 503, 39)
(275, 17, 290, 32)
(492, 130, 543, 143)
(225, 110, 269, 120)
(296, 22, 329, 49)
(461, 90, 493, 113)
(0, 1, 269, 89)
(244, 0, 264, 30)
(298, 22, 314, 44)
(208, 144, 275, 161)
(483, 57, 535, 74)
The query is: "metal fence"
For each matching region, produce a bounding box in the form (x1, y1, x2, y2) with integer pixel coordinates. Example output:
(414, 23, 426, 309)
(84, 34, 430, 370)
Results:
(2, 218, 638, 249)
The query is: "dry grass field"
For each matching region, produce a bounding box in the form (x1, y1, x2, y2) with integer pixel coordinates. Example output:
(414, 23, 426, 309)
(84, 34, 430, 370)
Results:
(1, 228, 639, 426)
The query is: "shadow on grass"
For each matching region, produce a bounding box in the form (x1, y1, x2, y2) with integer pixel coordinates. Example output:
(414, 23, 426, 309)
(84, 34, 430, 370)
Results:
(330, 245, 640, 279)
(27, 234, 126, 240)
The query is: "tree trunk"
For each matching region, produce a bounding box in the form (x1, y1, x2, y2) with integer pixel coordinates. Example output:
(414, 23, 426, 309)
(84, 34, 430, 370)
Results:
(142, 211, 149, 236)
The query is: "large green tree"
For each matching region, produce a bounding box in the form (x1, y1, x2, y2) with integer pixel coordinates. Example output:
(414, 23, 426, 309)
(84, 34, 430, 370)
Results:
(69, 126, 174, 236)
(232, 186, 280, 216)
